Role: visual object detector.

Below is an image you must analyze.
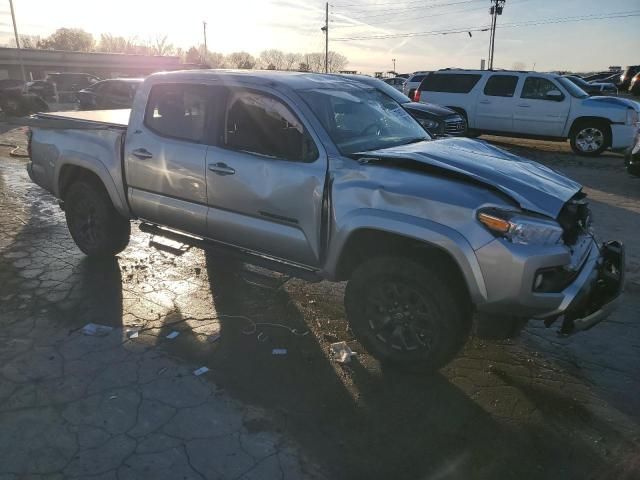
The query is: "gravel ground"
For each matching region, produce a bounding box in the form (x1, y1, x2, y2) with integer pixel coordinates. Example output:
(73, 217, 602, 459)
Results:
(0, 126, 638, 480)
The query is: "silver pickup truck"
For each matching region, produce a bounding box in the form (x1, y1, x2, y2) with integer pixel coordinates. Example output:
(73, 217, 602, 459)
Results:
(26, 70, 624, 371)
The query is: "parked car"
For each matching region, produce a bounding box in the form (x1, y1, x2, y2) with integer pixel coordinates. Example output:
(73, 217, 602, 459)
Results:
(77, 78, 143, 110)
(625, 128, 640, 176)
(563, 75, 617, 96)
(402, 72, 430, 99)
(416, 69, 640, 156)
(383, 77, 406, 92)
(629, 72, 640, 96)
(619, 65, 640, 90)
(26, 80, 56, 100)
(0, 79, 48, 116)
(26, 71, 624, 371)
(342, 74, 466, 137)
(40, 72, 100, 102)
(583, 71, 621, 83)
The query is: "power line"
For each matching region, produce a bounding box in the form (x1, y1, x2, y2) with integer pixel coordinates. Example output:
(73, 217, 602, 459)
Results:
(332, 0, 482, 20)
(332, 0, 469, 8)
(332, 10, 640, 41)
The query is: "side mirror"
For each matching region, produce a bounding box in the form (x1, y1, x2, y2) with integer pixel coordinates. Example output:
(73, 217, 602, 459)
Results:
(546, 90, 563, 101)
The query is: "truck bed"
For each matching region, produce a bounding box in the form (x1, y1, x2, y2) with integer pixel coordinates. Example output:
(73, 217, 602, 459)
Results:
(29, 109, 130, 129)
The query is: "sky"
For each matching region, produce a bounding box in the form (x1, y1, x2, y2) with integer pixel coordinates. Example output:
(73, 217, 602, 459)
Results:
(0, 0, 638, 74)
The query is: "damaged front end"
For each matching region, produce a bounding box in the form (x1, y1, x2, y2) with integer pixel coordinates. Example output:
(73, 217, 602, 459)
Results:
(540, 195, 625, 334)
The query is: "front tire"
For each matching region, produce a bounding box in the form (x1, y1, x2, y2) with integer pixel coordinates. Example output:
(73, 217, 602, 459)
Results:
(570, 121, 610, 156)
(64, 180, 130, 257)
(344, 256, 471, 372)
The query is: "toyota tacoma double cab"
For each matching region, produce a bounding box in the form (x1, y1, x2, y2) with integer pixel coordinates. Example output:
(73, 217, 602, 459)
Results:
(26, 70, 624, 371)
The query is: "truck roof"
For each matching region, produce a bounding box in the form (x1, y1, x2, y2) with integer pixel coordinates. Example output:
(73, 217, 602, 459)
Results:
(146, 69, 375, 91)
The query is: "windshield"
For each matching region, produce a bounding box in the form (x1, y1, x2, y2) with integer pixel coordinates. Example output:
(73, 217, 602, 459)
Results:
(557, 77, 589, 98)
(302, 87, 429, 155)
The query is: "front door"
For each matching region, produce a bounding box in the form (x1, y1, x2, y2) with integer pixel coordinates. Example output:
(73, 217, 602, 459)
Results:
(125, 82, 211, 236)
(513, 76, 570, 137)
(475, 74, 520, 132)
(204, 88, 326, 267)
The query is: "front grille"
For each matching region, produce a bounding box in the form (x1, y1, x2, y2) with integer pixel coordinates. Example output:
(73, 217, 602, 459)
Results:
(444, 117, 466, 136)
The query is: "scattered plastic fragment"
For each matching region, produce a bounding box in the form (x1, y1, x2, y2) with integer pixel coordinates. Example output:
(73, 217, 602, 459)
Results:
(157, 367, 168, 375)
(81, 323, 113, 337)
(193, 366, 209, 376)
(330, 341, 356, 364)
(257, 332, 268, 343)
(126, 329, 139, 339)
(208, 333, 221, 343)
(109, 395, 118, 400)
(272, 348, 287, 355)
(166, 331, 180, 339)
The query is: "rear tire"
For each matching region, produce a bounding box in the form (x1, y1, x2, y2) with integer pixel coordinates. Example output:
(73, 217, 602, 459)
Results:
(344, 256, 471, 372)
(64, 179, 130, 257)
(570, 121, 610, 156)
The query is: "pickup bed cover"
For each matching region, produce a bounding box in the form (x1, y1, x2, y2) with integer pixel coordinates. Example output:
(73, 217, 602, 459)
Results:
(30, 109, 130, 129)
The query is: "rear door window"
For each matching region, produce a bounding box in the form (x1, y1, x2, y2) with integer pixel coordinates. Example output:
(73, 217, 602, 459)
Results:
(420, 73, 482, 93)
(483, 75, 519, 97)
(144, 84, 209, 142)
(223, 90, 318, 163)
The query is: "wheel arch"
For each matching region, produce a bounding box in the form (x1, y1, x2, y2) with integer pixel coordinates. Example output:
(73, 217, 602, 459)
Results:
(326, 213, 488, 305)
(568, 116, 612, 142)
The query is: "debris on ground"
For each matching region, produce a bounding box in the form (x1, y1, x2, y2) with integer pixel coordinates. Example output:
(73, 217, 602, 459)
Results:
(272, 348, 288, 355)
(126, 328, 139, 339)
(330, 341, 356, 364)
(193, 366, 209, 376)
(81, 323, 113, 337)
(166, 331, 180, 339)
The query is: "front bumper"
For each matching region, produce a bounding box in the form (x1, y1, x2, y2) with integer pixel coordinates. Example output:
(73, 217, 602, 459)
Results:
(625, 129, 640, 176)
(475, 237, 625, 332)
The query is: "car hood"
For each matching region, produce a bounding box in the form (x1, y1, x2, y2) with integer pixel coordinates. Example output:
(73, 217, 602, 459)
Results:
(356, 137, 582, 218)
(403, 101, 457, 117)
(582, 95, 640, 111)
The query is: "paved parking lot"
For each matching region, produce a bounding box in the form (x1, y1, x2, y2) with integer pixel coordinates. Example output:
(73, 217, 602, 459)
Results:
(1, 126, 639, 479)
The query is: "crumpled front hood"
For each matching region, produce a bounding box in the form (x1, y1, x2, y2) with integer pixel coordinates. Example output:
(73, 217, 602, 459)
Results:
(358, 137, 582, 218)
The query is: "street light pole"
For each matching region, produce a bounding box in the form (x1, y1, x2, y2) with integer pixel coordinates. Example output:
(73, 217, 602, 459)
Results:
(392, 58, 396, 73)
(9, 0, 26, 81)
(323, 2, 329, 73)
(202, 21, 208, 64)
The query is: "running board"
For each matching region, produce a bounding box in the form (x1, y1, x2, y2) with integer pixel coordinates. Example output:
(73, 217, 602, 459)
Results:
(139, 223, 322, 282)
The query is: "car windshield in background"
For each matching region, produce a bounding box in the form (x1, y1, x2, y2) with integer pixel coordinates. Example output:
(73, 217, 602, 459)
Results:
(303, 87, 429, 155)
(557, 77, 589, 98)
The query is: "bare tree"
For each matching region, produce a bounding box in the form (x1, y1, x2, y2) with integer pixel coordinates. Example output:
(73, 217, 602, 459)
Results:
(185, 46, 201, 63)
(97, 34, 142, 54)
(37, 28, 94, 51)
(227, 51, 256, 69)
(258, 49, 285, 70)
(326, 51, 348, 73)
(512, 61, 527, 71)
(18, 35, 40, 49)
(284, 52, 301, 71)
(148, 35, 175, 56)
(206, 52, 226, 68)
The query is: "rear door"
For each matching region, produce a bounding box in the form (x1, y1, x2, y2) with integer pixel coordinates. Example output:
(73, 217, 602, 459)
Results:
(475, 74, 520, 132)
(125, 82, 212, 236)
(417, 73, 482, 125)
(513, 76, 570, 136)
(204, 87, 326, 267)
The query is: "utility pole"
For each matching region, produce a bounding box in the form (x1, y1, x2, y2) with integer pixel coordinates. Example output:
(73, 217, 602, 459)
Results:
(488, 0, 506, 70)
(202, 21, 208, 64)
(9, 0, 26, 81)
(321, 2, 329, 73)
(392, 58, 396, 73)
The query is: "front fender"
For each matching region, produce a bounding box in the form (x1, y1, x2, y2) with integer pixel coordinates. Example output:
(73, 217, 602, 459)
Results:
(323, 208, 488, 304)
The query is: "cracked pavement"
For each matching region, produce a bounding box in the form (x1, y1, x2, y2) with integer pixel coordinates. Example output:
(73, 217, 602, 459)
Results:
(1, 125, 639, 479)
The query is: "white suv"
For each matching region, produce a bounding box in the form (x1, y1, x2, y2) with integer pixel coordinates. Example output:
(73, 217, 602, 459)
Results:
(415, 69, 640, 156)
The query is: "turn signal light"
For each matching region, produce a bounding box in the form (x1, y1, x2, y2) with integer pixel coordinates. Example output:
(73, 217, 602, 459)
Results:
(478, 212, 511, 234)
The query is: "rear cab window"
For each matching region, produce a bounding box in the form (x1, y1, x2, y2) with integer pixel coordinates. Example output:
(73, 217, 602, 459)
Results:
(144, 83, 210, 142)
(419, 73, 482, 93)
(483, 75, 519, 97)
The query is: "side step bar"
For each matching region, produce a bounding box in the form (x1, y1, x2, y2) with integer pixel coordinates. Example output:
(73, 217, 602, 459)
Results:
(139, 223, 322, 283)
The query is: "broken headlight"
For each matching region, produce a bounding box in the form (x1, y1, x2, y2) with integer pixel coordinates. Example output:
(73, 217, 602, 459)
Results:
(477, 209, 564, 246)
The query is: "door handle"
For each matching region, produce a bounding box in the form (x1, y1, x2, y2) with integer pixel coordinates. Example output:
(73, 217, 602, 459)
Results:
(132, 148, 153, 160)
(479, 100, 491, 104)
(517, 103, 531, 108)
(208, 162, 236, 176)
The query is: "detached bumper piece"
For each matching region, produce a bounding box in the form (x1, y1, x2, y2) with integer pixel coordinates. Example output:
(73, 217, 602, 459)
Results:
(554, 241, 625, 335)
